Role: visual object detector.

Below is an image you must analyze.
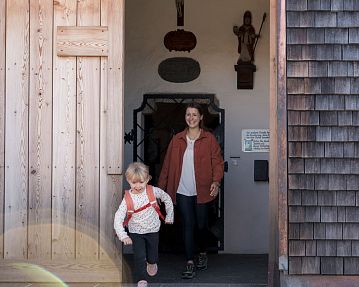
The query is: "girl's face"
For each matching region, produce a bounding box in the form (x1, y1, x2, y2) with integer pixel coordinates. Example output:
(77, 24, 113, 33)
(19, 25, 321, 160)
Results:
(127, 177, 149, 194)
(185, 107, 203, 129)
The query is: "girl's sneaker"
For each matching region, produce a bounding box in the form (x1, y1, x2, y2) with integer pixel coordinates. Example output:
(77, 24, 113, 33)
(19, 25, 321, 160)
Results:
(181, 262, 196, 279)
(147, 262, 158, 276)
(196, 253, 208, 270)
(137, 280, 148, 287)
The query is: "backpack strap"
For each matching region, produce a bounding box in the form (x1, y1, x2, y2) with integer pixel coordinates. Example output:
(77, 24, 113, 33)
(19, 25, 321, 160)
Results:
(146, 185, 165, 221)
(123, 190, 134, 227)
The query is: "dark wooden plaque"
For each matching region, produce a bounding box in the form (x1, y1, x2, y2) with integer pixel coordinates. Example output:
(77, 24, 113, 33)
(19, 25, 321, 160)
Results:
(158, 57, 200, 83)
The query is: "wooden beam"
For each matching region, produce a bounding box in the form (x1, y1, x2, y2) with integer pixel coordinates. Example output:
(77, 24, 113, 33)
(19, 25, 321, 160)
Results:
(0, 259, 121, 282)
(56, 26, 108, 57)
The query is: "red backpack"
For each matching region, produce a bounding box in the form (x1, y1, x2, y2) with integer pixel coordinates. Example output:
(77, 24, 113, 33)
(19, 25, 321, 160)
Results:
(123, 185, 165, 226)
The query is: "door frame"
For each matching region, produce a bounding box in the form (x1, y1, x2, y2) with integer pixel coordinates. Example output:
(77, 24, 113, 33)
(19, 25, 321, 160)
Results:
(268, 0, 287, 286)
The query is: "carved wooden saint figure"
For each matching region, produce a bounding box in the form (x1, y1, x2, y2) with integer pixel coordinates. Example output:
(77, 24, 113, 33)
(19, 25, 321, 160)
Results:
(233, 11, 258, 63)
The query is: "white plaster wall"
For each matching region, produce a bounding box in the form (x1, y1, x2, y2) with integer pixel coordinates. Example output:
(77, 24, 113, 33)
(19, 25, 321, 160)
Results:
(124, 0, 270, 254)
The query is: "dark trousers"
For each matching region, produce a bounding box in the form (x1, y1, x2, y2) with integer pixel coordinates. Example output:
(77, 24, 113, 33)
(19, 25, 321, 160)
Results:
(129, 232, 159, 282)
(176, 193, 209, 261)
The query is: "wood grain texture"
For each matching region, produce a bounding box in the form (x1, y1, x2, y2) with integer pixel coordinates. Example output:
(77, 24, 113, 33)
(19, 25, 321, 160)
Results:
(76, 0, 101, 259)
(99, 0, 123, 264)
(4, 0, 30, 259)
(0, 259, 121, 282)
(106, 0, 124, 174)
(0, 0, 5, 260)
(28, 0, 53, 260)
(52, 0, 77, 259)
(57, 26, 108, 57)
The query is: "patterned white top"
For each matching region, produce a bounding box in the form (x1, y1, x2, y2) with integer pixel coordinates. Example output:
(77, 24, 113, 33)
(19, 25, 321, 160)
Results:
(114, 186, 174, 241)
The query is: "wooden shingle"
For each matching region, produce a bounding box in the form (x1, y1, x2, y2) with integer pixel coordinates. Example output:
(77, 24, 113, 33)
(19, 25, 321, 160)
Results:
(328, 61, 348, 77)
(288, 158, 305, 173)
(289, 127, 316, 141)
(300, 223, 314, 239)
(335, 78, 351, 94)
(290, 206, 306, 222)
(346, 207, 359, 222)
(343, 223, 359, 240)
(326, 223, 343, 239)
(334, 158, 351, 174)
(289, 257, 302, 274)
(288, 95, 315, 110)
(287, 45, 303, 60)
(301, 111, 320, 125)
(331, 0, 344, 11)
(287, 28, 307, 44)
(343, 142, 355, 158)
(289, 240, 306, 256)
(325, 142, 344, 158)
(349, 28, 359, 43)
(316, 95, 345, 110)
(305, 206, 321, 222)
(307, 0, 322, 11)
(320, 111, 338, 126)
(317, 240, 337, 256)
(288, 142, 303, 157)
(347, 175, 359, 190)
(287, 61, 309, 77)
(351, 241, 359, 256)
(328, 174, 347, 190)
(353, 111, 359, 125)
(321, 207, 338, 222)
(321, 257, 343, 275)
(343, 45, 359, 61)
(331, 127, 349, 141)
(318, 190, 337, 206)
(305, 158, 321, 174)
(350, 159, 359, 174)
(344, 258, 359, 274)
(307, 28, 325, 43)
(314, 12, 337, 27)
(345, 95, 359, 110)
(288, 111, 301, 125)
(302, 257, 320, 274)
(325, 28, 348, 44)
(338, 12, 359, 27)
(305, 78, 321, 94)
(337, 191, 356, 206)
(320, 158, 336, 173)
(302, 190, 318, 206)
(289, 190, 302, 206)
(316, 126, 331, 142)
(289, 174, 315, 189)
(338, 111, 353, 126)
(348, 127, 359, 141)
(309, 61, 328, 77)
(350, 78, 359, 94)
(287, 0, 307, 11)
(303, 142, 325, 158)
(337, 240, 352, 256)
(306, 240, 317, 256)
(315, 174, 329, 190)
(287, 78, 305, 94)
(321, 78, 336, 93)
(289, 223, 301, 239)
(338, 207, 346, 222)
(314, 223, 326, 239)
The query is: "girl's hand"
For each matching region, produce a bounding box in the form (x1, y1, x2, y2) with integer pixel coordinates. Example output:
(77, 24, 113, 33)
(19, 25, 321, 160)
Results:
(122, 237, 133, 245)
(210, 182, 220, 197)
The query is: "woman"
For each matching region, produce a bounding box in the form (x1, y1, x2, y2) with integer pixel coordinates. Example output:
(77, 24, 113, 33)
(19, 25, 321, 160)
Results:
(158, 102, 224, 279)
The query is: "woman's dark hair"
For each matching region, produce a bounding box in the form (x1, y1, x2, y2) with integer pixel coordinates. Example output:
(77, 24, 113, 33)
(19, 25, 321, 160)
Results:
(186, 102, 205, 129)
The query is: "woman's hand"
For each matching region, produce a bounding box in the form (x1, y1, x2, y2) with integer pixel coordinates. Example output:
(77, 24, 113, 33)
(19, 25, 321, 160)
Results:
(210, 182, 220, 197)
(122, 237, 133, 245)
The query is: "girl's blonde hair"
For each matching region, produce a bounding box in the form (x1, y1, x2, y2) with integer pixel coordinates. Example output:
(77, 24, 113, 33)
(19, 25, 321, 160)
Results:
(125, 162, 151, 182)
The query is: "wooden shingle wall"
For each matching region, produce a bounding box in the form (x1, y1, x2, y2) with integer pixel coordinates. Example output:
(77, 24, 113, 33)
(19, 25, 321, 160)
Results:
(287, 0, 359, 275)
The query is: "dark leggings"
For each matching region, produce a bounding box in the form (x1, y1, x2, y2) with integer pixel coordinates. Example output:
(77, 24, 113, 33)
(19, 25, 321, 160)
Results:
(176, 193, 209, 261)
(129, 232, 159, 282)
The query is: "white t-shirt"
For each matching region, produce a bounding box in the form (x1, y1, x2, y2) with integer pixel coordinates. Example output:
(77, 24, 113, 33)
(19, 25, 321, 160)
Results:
(176, 136, 197, 196)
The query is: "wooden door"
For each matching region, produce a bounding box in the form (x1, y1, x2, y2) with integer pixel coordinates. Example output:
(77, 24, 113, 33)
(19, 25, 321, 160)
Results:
(0, 0, 124, 283)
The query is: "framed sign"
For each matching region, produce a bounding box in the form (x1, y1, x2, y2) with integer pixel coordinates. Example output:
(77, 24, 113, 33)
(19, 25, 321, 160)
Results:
(242, 129, 269, 152)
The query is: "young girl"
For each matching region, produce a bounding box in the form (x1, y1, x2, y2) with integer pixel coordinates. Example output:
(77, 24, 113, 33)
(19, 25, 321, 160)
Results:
(114, 162, 174, 287)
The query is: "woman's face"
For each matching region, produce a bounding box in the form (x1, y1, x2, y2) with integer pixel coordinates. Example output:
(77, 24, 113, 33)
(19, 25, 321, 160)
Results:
(185, 107, 203, 129)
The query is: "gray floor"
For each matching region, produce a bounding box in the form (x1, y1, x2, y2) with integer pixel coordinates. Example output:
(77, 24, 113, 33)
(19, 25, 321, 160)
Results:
(123, 253, 268, 286)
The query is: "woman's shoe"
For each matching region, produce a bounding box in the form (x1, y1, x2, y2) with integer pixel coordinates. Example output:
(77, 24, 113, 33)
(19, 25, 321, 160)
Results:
(181, 262, 196, 279)
(147, 262, 158, 276)
(137, 280, 148, 287)
(196, 253, 208, 270)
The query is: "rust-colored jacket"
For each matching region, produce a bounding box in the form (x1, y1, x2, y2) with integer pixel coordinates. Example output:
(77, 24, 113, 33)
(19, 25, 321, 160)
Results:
(158, 129, 224, 204)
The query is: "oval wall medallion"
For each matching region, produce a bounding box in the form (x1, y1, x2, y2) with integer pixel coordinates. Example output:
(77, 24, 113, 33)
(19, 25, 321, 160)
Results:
(158, 57, 200, 83)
